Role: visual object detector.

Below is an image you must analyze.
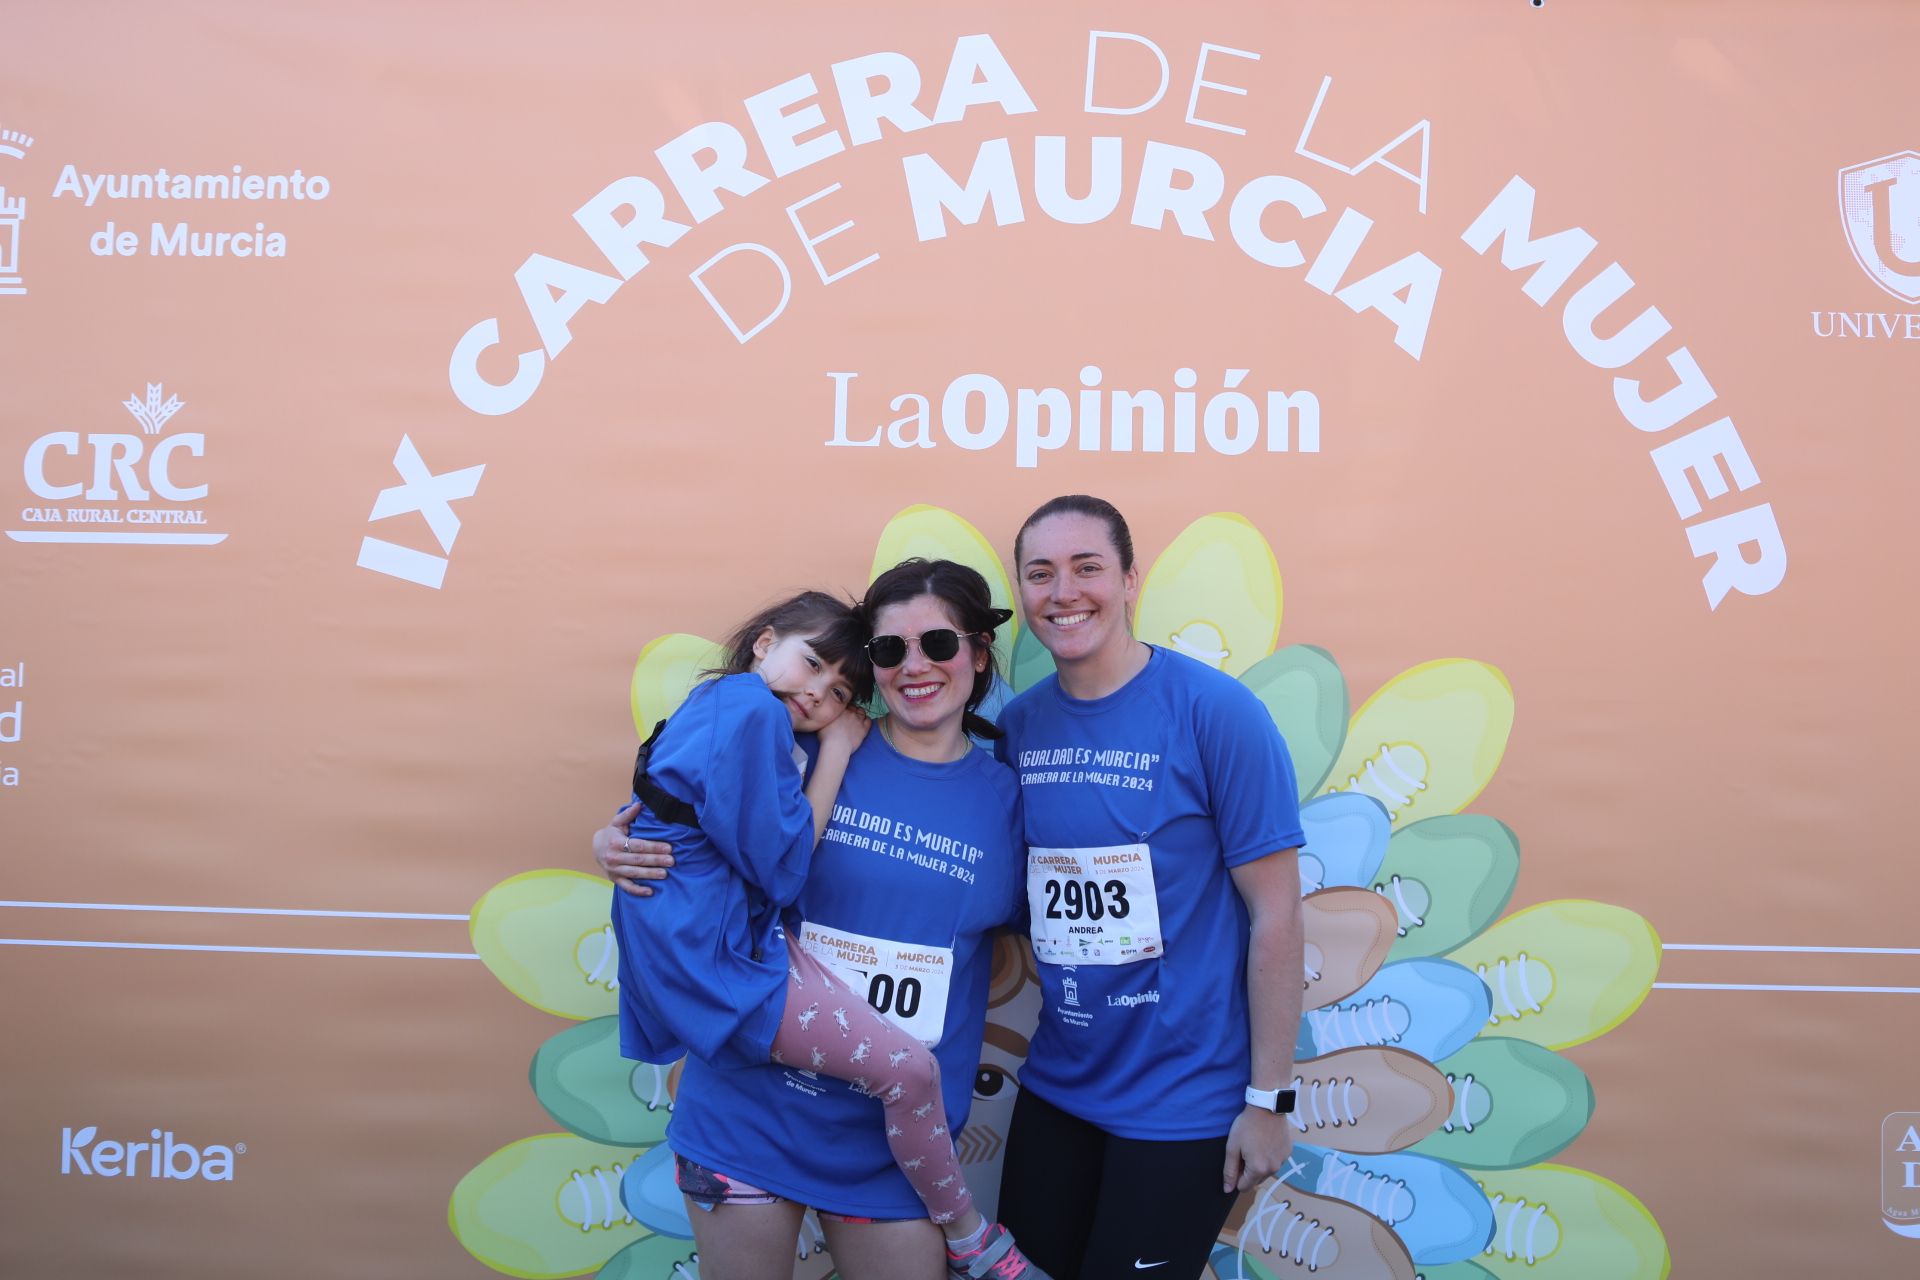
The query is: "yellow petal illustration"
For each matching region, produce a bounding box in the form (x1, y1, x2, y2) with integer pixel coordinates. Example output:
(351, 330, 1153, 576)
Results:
(1318, 660, 1514, 829)
(472, 870, 619, 1021)
(1134, 513, 1281, 678)
(1448, 900, 1661, 1050)
(870, 505, 1019, 666)
(1474, 1163, 1670, 1280)
(448, 1133, 653, 1278)
(629, 633, 724, 740)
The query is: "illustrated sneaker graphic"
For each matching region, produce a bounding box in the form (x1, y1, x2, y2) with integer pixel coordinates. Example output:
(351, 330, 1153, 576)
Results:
(1290, 1046, 1454, 1153)
(1474, 1164, 1670, 1280)
(1411, 1038, 1593, 1170)
(471, 870, 620, 1020)
(1446, 901, 1660, 1050)
(530, 1015, 676, 1146)
(1134, 512, 1282, 680)
(1298, 958, 1490, 1064)
(1302, 887, 1399, 1007)
(630, 632, 724, 737)
(871, 504, 1019, 668)
(620, 1143, 694, 1238)
(1239, 644, 1349, 799)
(1317, 660, 1514, 830)
(1213, 1179, 1415, 1279)
(1296, 793, 1392, 894)
(1372, 816, 1520, 962)
(1411, 1261, 1501, 1280)
(448, 1133, 655, 1278)
(594, 1234, 703, 1280)
(1285, 1143, 1494, 1265)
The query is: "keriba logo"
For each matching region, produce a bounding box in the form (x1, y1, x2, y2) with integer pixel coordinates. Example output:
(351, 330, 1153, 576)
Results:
(60, 1125, 246, 1181)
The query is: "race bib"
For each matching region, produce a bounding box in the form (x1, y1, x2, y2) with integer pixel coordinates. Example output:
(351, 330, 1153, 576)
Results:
(797, 921, 953, 1045)
(1026, 844, 1164, 965)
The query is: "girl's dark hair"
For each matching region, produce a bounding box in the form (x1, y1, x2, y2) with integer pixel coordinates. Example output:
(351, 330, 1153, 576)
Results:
(710, 590, 874, 706)
(1013, 494, 1135, 573)
(861, 558, 1011, 741)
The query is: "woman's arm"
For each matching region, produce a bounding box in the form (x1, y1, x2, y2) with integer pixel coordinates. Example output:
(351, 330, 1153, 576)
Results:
(1222, 848, 1305, 1193)
(592, 802, 674, 896)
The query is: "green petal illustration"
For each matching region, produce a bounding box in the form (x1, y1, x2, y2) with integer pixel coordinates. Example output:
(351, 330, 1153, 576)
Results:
(473, 870, 619, 1020)
(1411, 1038, 1593, 1170)
(630, 633, 724, 739)
(531, 1016, 675, 1147)
(1009, 623, 1057, 692)
(449, 1133, 654, 1279)
(1474, 1164, 1669, 1280)
(1240, 644, 1348, 798)
(1447, 902, 1660, 1051)
(1419, 1261, 1502, 1280)
(1318, 661, 1514, 830)
(596, 1235, 702, 1279)
(1134, 512, 1282, 678)
(870, 504, 1018, 666)
(1375, 817, 1521, 962)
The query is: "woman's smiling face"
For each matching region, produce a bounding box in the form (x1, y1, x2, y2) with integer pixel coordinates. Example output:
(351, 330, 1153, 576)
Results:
(871, 593, 985, 736)
(1016, 510, 1140, 667)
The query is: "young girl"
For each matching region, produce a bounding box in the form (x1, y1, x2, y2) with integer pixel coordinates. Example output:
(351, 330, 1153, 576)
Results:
(610, 589, 1046, 1280)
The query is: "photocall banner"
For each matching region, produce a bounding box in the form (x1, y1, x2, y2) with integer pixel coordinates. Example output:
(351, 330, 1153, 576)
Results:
(2, 2, 1914, 1276)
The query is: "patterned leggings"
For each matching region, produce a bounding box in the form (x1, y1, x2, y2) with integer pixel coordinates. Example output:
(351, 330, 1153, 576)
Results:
(770, 945, 973, 1224)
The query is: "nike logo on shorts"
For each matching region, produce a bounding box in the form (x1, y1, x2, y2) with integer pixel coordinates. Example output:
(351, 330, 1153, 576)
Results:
(1133, 1262, 1168, 1271)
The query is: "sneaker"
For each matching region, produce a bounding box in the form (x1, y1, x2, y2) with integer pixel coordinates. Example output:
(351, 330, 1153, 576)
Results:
(947, 1222, 1052, 1279)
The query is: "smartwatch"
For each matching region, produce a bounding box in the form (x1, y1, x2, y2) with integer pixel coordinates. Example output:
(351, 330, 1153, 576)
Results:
(1245, 1085, 1297, 1114)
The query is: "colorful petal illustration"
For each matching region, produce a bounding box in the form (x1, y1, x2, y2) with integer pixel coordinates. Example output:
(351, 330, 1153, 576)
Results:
(1214, 1179, 1416, 1280)
(1411, 1038, 1593, 1170)
(1008, 624, 1057, 692)
(472, 870, 619, 1021)
(1290, 1046, 1454, 1153)
(1285, 1143, 1494, 1265)
(1241, 644, 1349, 799)
(1318, 661, 1515, 830)
(870, 504, 1018, 666)
(1299, 958, 1491, 1064)
(594, 1235, 702, 1280)
(1302, 887, 1399, 1008)
(630, 633, 724, 739)
(1448, 901, 1661, 1051)
(1374, 816, 1521, 962)
(1298, 793, 1392, 894)
(1134, 513, 1282, 678)
(620, 1143, 693, 1239)
(449, 1133, 654, 1279)
(531, 1016, 675, 1147)
(1474, 1164, 1671, 1280)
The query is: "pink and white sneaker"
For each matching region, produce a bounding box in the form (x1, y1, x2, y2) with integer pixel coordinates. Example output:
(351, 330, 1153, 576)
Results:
(947, 1222, 1052, 1280)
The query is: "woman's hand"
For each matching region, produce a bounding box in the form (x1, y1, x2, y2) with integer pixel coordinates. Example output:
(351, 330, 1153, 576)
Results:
(594, 801, 676, 897)
(817, 706, 871, 759)
(1223, 1105, 1295, 1193)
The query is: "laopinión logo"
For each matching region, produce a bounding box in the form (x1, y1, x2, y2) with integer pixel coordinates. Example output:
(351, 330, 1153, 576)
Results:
(9, 383, 227, 546)
(1884, 1112, 1920, 1239)
(0, 124, 32, 295)
(1813, 151, 1920, 339)
(60, 1125, 246, 1182)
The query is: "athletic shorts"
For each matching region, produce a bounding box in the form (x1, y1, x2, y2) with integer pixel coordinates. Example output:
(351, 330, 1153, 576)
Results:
(673, 1153, 911, 1224)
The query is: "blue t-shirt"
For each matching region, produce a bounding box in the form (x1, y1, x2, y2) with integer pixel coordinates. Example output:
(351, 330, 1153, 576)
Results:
(668, 729, 1025, 1218)
(612, 673, 817, 1070)
(996, 646, 1304, 1140)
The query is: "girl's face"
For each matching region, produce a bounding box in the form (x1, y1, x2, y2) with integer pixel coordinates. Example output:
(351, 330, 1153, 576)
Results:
(870, 594, 985, 737)
(751, 628, 855, 732)
(1016, 511, 1140, 667)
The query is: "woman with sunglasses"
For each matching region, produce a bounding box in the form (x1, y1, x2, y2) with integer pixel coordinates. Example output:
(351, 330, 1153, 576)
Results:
(600, 561, 1046, 1280)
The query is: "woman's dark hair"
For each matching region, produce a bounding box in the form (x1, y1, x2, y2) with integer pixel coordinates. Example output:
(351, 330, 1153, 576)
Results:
(861, 558, 1010, 741)
(710, 590, 874, 706)
(1013, 494, 1135, 573)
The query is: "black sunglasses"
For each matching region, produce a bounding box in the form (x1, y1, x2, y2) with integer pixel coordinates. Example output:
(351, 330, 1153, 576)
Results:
(865, 629, 985, 669)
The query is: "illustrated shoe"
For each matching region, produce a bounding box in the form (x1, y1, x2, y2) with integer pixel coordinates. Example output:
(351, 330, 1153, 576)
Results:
(448, 1132, 656, 1278)
(1213, 1179, 1415, 1279)
(1284, 1143, 1494, 1265)
(1373, 815, 1520, 962)
(470, 869, 619, 1020)
(1414, 1261, 1501, 1280)
(630, 632, 724, 736)
(594, 1234, 703, 1280)
(947, 1222, 1052, 1279)
(1296, 792, 1392, 894)
(531, 1015, 675, 1146)
(1473, 1163, 1669, 1279)
(1411, 1038, 1593, 1170)
(1291, 1046, 1454, 1153)
(1239, 643, 1349, 799)
(1446, 900, 1661, 1050)
(620, 1143, 694, 1238)
(1134, 512, 1283, 679)
(1317, 660, 1515, 829)
(1298, 958, 1491, 1064)
(1302, 887, 1399, 1007)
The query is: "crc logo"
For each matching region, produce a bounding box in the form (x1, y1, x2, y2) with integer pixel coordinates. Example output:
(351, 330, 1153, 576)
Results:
(1839, 151, 1920, 304)
(9, 383, 227, 546)
(60, 1125, 245, 1182)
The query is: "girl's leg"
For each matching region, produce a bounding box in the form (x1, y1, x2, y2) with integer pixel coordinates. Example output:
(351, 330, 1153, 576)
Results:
(819, 1215, 947, 1280)
(683, 1196, 806, 1280)
(770, 947, 975, 1226)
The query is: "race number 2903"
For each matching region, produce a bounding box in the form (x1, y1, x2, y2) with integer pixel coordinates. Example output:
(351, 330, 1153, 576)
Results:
(1041, 877, 1131, 921)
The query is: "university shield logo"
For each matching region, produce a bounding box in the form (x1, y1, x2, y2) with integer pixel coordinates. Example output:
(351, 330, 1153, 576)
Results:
(1839, 151, 1920, 303)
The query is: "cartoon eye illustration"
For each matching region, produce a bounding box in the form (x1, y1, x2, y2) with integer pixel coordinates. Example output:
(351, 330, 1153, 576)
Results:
(974, 1064, 1013, 1100)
